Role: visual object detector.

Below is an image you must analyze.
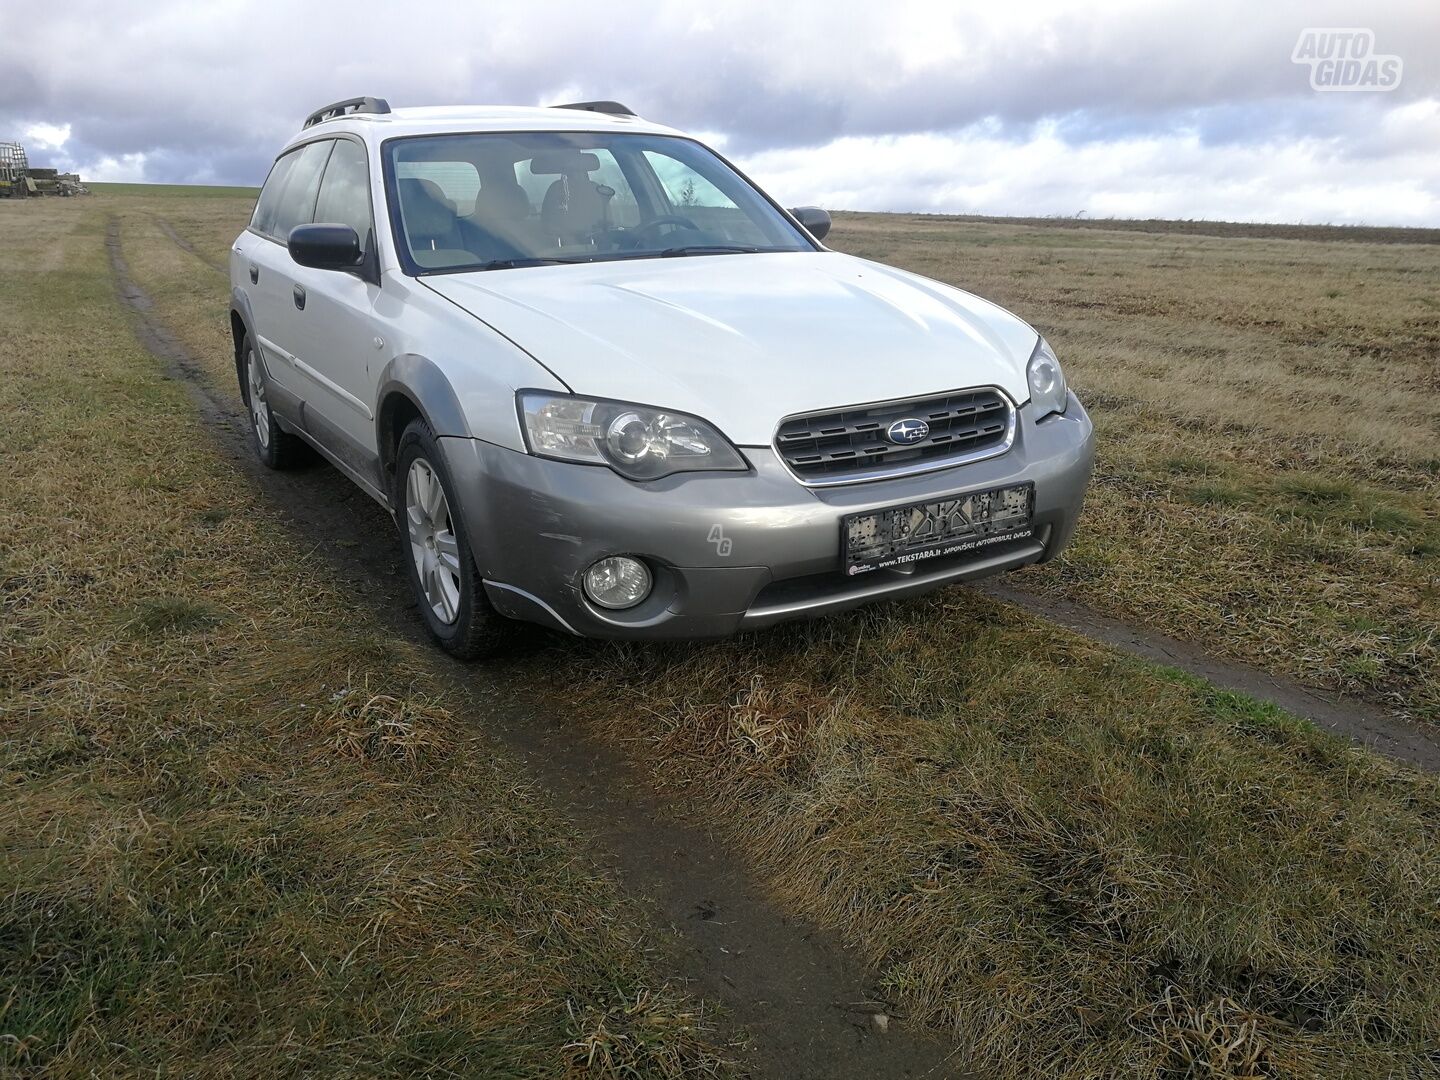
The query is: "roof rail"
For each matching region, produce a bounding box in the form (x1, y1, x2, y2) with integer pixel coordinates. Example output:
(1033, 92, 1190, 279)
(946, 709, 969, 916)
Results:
(551, 100, 637, 118)
(303, 96, 391, 129)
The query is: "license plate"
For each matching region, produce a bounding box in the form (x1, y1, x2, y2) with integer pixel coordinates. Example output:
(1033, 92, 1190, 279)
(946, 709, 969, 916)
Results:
(841, 482, 1034, 575)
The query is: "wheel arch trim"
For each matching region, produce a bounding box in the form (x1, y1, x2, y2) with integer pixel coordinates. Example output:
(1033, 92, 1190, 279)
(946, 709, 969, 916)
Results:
(375, 353, 474, 474)
(229, 289, 260, 391)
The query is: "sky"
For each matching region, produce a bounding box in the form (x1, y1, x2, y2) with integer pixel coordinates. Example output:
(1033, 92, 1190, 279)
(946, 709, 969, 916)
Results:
(2, 0, 1437, 225)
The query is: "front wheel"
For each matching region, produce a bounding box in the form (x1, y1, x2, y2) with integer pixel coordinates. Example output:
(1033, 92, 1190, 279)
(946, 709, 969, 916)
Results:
(394, 419, 505, 659)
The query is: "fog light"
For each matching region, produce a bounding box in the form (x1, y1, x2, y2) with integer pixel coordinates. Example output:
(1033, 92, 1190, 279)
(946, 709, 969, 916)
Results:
(583, 556, 652, 610)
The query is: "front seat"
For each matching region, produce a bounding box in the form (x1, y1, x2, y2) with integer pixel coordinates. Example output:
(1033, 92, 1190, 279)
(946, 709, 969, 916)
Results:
(397, 177, 471, 267)
(540, 173, 610, 245)
(531, 151, 609, 245)
(470, 175, 537, 255)
(472, 177, 531, 224)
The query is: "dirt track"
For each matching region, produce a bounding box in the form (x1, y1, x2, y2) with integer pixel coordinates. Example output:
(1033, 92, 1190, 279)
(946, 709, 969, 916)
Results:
(980, 582, 1440, 771)
(108, 218, 968, 1079)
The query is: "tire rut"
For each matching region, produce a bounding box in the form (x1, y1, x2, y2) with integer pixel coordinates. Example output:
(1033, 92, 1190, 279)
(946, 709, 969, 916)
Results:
(107, 220, 968, 1079)
(978, 581, 1440, 772)
(153, 215, 227, 274)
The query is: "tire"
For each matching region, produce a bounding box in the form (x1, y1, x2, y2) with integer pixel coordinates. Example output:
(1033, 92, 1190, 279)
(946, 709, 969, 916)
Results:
(393, 418, 505, 659)
(241, 337, 306, 469)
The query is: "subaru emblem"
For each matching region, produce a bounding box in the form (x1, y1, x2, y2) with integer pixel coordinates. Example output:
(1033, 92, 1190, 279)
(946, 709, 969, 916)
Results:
(886, 418, 930, 444)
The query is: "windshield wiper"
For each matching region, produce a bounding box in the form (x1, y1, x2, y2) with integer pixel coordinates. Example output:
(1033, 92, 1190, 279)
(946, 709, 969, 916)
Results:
(657, 244, 774, 257)
(472, 256, 583, 271)
(421, 248, 781, 275)
(417, 256, 589, 275)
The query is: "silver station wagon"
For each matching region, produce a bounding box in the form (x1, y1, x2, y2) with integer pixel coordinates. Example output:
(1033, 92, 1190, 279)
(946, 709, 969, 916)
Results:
(230, 97, 1095, 657)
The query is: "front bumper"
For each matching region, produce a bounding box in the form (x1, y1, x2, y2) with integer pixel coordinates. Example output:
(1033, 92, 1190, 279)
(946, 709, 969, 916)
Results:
(441, 394, 1094, 639)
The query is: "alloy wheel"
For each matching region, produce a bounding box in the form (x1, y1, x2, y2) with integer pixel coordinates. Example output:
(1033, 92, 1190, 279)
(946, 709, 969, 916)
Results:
(405, 458, 463, 624)
(246, 348, 270, 450)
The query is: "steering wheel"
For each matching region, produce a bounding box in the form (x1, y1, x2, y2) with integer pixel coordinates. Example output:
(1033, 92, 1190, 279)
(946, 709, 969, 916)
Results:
(624, 215, 701, 246)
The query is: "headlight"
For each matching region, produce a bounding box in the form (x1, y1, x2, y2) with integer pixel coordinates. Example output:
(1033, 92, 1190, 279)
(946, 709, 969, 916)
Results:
(1026, 337, 1068, 419)
(518, 391, 747, 481)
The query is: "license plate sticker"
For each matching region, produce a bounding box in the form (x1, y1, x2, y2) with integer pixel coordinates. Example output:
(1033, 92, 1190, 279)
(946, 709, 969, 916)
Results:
(842, 482, 1034, 575)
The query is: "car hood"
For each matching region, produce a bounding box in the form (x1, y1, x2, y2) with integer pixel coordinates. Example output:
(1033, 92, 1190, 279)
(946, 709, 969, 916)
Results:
(422, 251, 1038, 446)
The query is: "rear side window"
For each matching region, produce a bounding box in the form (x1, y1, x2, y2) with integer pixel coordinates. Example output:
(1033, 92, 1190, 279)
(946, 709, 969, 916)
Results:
(314, 138, 373, 244)
(395, 160, 479, 214)
(250, 151, 297, 237)
(269, 140, 334, 240)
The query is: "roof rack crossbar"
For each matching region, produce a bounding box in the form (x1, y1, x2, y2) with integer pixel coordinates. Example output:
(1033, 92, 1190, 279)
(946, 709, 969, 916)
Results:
(303, 96, 392, 129)
(551, 100, 637, 117)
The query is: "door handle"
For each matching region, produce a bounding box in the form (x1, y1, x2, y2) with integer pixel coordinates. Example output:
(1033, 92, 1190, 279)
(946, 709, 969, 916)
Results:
(292, 284, 306, 311)
(248, 264, 259, 284)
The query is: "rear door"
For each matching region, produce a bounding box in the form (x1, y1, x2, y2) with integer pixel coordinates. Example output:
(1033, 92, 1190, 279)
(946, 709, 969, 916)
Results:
(234, 147, 298, 409)
(284, 135, 388, 485)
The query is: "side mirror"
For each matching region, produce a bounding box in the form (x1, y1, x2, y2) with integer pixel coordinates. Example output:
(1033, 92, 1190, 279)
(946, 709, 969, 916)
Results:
(288, 223, 363, 271)
(789, 206, 831, 242)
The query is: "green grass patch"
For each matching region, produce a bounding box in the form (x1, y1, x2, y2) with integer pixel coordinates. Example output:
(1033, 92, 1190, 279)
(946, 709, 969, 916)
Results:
(1184, 481, 1249, 506)
(1275, 475, 1357, 505)
(126, 595, 225, 636)
(1163, 454, 1220, 477)
(1353, 502, 1423, 534)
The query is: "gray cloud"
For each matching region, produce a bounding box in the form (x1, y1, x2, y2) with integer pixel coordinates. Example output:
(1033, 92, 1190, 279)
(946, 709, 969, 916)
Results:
(1, 0, 1436, 221)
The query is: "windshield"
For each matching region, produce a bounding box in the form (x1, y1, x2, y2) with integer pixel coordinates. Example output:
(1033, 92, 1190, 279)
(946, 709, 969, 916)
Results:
(381, 131, 815, 273)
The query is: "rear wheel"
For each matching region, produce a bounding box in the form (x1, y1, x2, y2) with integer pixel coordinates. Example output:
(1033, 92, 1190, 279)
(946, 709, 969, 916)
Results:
(394, 419, 504, 659)
(243, 338, 306, 469)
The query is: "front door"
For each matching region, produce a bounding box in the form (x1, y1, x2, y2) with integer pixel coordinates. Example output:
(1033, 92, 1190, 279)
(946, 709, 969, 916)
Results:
(283, 136, 386, 488)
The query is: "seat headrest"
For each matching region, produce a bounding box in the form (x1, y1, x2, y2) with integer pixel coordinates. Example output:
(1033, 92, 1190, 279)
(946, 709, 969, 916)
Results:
(529, 151, 600, 176)
(474, 179, 531, 220)
(398, 177, 457, 240)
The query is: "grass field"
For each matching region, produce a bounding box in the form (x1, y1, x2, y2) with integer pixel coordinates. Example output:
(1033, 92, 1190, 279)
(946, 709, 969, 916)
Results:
(862, 211, 1440, 246)
(88, 181, 262, 199)
(5, 191, 1440, 1078)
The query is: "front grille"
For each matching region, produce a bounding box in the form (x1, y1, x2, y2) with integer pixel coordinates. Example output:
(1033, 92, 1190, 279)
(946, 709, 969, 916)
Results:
(774, 387, 1013, 484)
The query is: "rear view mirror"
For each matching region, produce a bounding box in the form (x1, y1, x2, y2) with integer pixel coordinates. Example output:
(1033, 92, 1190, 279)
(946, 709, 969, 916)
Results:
(789, 206, 832, 242)
(288, 223, 363, 271)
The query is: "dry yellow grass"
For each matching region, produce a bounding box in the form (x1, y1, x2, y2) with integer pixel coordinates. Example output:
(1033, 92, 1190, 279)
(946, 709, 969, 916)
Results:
(0, 198, 731, 1077)
(831, 212, 1440, 720)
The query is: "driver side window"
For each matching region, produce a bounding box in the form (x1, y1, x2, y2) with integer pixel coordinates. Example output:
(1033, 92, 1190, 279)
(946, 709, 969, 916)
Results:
(643, 151, 735, 209)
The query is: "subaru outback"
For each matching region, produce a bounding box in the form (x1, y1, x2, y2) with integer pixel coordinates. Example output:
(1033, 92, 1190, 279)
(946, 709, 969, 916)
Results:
(230, 96, 1095, 658)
